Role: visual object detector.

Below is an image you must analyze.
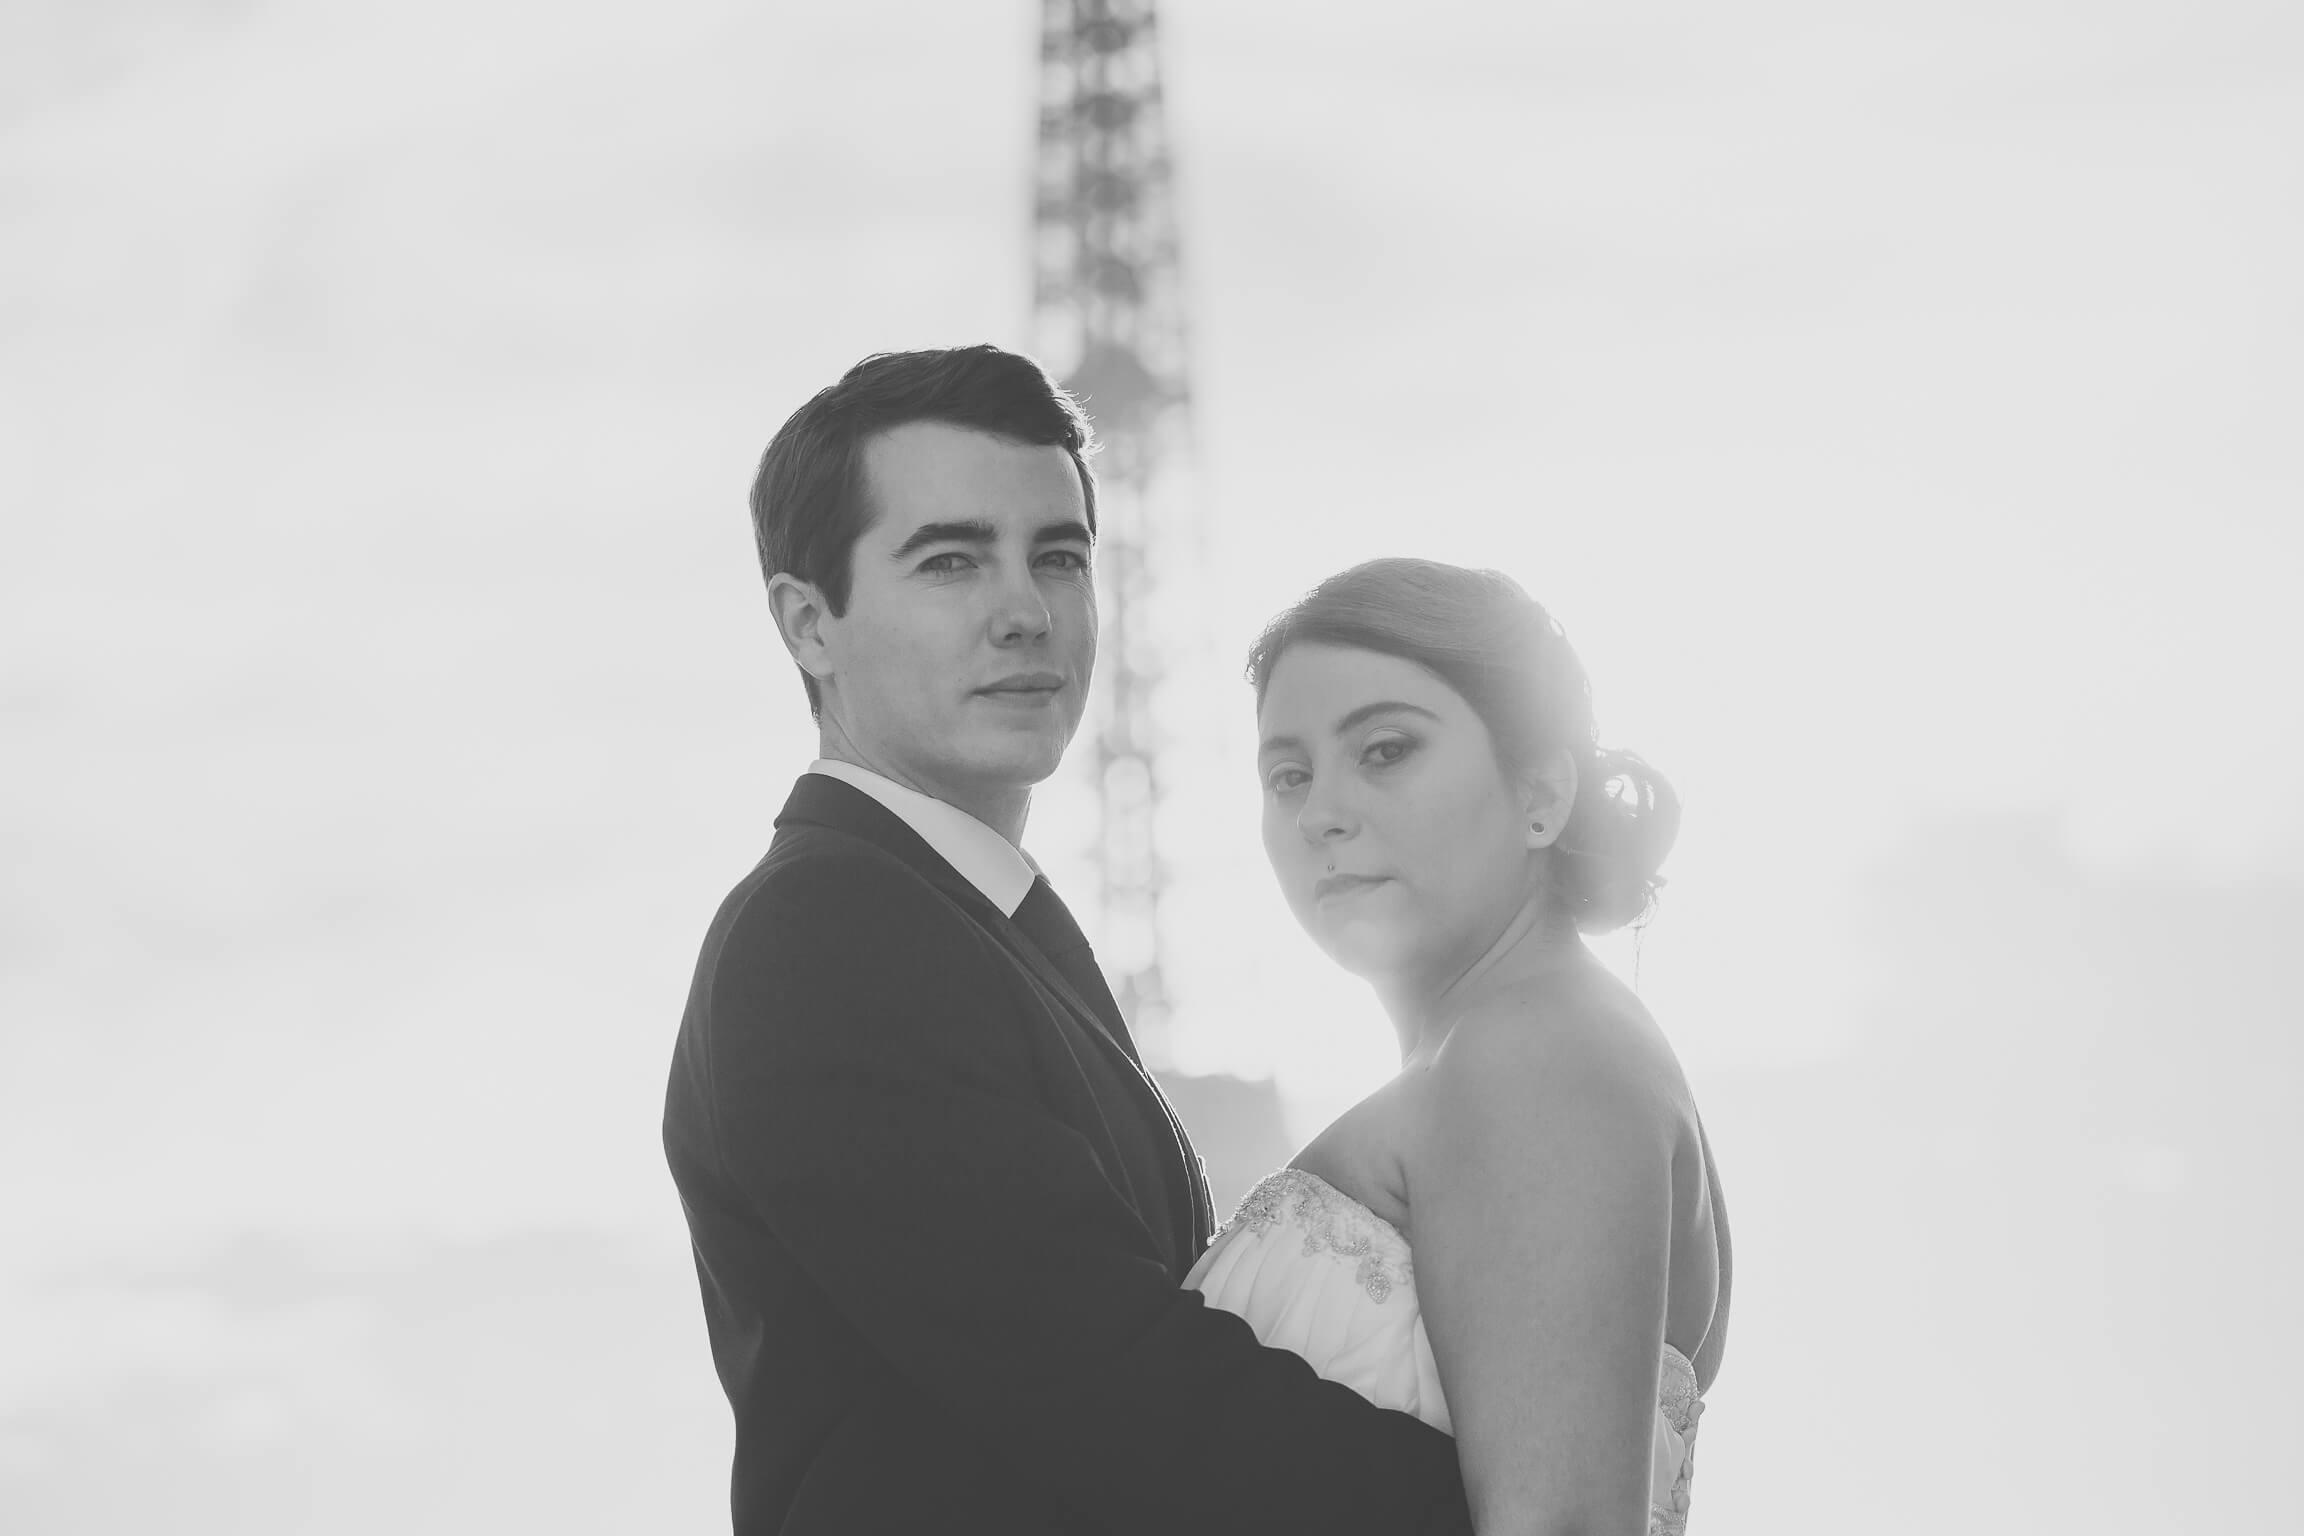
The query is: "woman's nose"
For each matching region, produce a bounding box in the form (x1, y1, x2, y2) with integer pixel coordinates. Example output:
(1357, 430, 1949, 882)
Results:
(1295, 779, 1354, 845)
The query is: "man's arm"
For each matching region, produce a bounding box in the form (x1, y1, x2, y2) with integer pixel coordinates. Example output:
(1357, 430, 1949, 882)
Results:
(705, 854, 1470, 1536)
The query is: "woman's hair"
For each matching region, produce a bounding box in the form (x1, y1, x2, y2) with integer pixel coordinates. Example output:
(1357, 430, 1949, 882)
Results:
(1245, 558, 1679, 934)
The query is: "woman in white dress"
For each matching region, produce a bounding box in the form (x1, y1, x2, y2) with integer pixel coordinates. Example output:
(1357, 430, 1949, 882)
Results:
(1188, 558, 1731, 1536)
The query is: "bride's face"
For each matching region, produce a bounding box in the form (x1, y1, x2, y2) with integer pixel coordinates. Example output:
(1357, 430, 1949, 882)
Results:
(1256, 643, 1535, 987)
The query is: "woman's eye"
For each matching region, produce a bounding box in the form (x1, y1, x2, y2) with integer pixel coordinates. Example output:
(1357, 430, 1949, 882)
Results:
(1265, 766, 1309, 793)
(1364, 737, 1415, 767)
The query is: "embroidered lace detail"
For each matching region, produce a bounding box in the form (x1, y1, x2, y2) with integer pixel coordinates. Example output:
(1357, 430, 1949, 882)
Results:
(1217, 1168, 1412, 1305)
(1650, 1410, 1700, 1536)
(1650, 1349, 1703, 1536)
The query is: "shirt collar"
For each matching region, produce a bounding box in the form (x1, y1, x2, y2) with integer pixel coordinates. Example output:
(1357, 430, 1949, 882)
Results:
(805, 758, 1039, 918)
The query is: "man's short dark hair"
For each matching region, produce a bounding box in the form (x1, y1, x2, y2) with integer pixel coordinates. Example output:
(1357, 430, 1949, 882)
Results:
(751, 344, 1099, 718)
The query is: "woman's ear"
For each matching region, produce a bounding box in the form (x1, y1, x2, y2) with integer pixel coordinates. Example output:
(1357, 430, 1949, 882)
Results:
(1522, 746, 1578, 850)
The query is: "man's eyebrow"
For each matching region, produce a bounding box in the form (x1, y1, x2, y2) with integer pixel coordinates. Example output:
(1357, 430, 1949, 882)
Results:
(888, 518, 1094, 560)
(1259, 700, 1440, 757)
(889, 520, 998, 559)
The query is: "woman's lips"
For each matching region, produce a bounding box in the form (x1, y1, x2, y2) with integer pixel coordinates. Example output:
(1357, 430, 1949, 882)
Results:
(1313, 873, 1389, 901)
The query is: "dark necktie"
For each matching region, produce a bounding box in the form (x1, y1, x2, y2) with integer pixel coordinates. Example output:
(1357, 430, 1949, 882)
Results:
(1011, 876, 1138, 1064)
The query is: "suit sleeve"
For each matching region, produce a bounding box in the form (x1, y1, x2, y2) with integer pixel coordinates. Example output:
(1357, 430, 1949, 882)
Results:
(699, 854, 1471, 1536)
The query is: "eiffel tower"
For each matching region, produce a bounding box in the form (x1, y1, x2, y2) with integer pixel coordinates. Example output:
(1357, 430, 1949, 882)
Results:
(1030, 0, 1193, 1060)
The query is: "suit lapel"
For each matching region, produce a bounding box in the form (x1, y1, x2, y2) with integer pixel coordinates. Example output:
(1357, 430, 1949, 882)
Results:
(775, 777, 1198, 1232)
(984, 915, 1212, 1261)
(987, 912, 1141, 1077)
(778, 777, 1139, 1057)
(1011, 877, 1212, 1251)
(1011, 879, 1139, 1064)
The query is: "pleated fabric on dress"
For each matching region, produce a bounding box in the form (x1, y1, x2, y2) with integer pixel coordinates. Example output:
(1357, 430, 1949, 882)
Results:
(1187, 1167, 1705, 1536)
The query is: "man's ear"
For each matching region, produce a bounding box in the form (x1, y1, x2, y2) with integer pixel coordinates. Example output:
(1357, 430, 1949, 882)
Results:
(767, 572, 834, 690)
(1522, 746, 1579, 850)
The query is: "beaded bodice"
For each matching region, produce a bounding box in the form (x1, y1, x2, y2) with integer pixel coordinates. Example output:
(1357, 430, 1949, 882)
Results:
(1185, 1166, 1705, 1536)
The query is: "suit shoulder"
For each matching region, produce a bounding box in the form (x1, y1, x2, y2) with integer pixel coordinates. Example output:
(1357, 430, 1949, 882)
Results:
(702, 830, 1010, 1019)
(729, 829, 976, 945)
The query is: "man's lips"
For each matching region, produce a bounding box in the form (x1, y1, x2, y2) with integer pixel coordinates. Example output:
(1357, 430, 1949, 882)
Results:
(1313, 873, 1389, 900)
(976, 673, 1066, 697)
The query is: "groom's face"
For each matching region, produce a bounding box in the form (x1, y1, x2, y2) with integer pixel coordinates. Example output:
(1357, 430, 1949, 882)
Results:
(815, 419, 1097, 803)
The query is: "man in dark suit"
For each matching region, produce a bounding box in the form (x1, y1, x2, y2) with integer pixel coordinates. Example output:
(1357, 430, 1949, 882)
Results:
(663, 345, 1471, 1534)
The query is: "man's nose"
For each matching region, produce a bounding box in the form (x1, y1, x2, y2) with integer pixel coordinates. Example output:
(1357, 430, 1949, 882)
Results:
(990, 567, 1053, 645)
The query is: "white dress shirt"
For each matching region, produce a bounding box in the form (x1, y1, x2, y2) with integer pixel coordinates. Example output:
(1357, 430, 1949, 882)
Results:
(806, 758, 1040, 918)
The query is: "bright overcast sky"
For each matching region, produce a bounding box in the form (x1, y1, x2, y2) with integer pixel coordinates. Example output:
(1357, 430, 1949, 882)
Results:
(3, 3, 2299, 1531)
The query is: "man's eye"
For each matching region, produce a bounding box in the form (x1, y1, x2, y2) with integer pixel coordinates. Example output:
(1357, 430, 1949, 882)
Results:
(1038, 549, 1091, 572)
(919, 552, 972, 574)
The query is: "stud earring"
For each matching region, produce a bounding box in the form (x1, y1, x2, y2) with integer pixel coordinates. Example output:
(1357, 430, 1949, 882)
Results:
(1531, 820, 1546, 835)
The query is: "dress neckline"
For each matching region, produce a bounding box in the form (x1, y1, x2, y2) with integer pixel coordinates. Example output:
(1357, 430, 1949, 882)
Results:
(1271, 1165, 1701, 1385)
(1277, 1165, 1409, 1246)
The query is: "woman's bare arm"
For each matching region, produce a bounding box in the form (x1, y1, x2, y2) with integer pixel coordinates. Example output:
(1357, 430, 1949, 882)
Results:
(1409, 993, 1684, 1536)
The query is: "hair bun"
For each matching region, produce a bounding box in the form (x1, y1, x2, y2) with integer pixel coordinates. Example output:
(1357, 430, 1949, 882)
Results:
(1555, 748, 1681, 933)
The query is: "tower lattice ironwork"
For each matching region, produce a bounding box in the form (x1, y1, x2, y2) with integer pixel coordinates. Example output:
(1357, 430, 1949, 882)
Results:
(1031, 0, 1193, 1057)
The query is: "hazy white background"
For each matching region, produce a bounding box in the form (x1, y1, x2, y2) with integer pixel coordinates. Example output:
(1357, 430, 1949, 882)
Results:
(4, 1, 2299, 1531)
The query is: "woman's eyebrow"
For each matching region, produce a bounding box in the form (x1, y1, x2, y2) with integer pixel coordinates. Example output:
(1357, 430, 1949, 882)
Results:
(1332, 701, 1440, 734)
(1259, 701, 1439, 756)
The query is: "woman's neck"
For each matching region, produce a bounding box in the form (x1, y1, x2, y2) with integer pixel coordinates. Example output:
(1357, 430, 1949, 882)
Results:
(1378, 899, 1589, 1067)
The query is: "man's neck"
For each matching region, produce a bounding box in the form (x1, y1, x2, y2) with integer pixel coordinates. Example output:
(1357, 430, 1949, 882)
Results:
(815, 737, 1032, 848)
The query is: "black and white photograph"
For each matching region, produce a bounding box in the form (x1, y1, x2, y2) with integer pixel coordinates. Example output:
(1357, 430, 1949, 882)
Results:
(4, 3, 2299, 1533)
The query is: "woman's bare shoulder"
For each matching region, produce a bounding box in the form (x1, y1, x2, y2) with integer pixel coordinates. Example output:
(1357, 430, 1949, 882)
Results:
(1426, 962, 1692, 1122)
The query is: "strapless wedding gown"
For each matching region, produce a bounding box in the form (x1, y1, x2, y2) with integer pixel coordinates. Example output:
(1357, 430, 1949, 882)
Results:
(1186, 1167, 1705, 1536)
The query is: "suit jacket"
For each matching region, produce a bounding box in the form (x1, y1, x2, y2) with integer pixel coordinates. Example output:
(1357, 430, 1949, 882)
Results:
(663, 773, 1471, 1534)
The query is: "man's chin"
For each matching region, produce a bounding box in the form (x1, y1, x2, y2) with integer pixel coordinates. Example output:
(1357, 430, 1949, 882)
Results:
(954, 723, 1079, 787)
